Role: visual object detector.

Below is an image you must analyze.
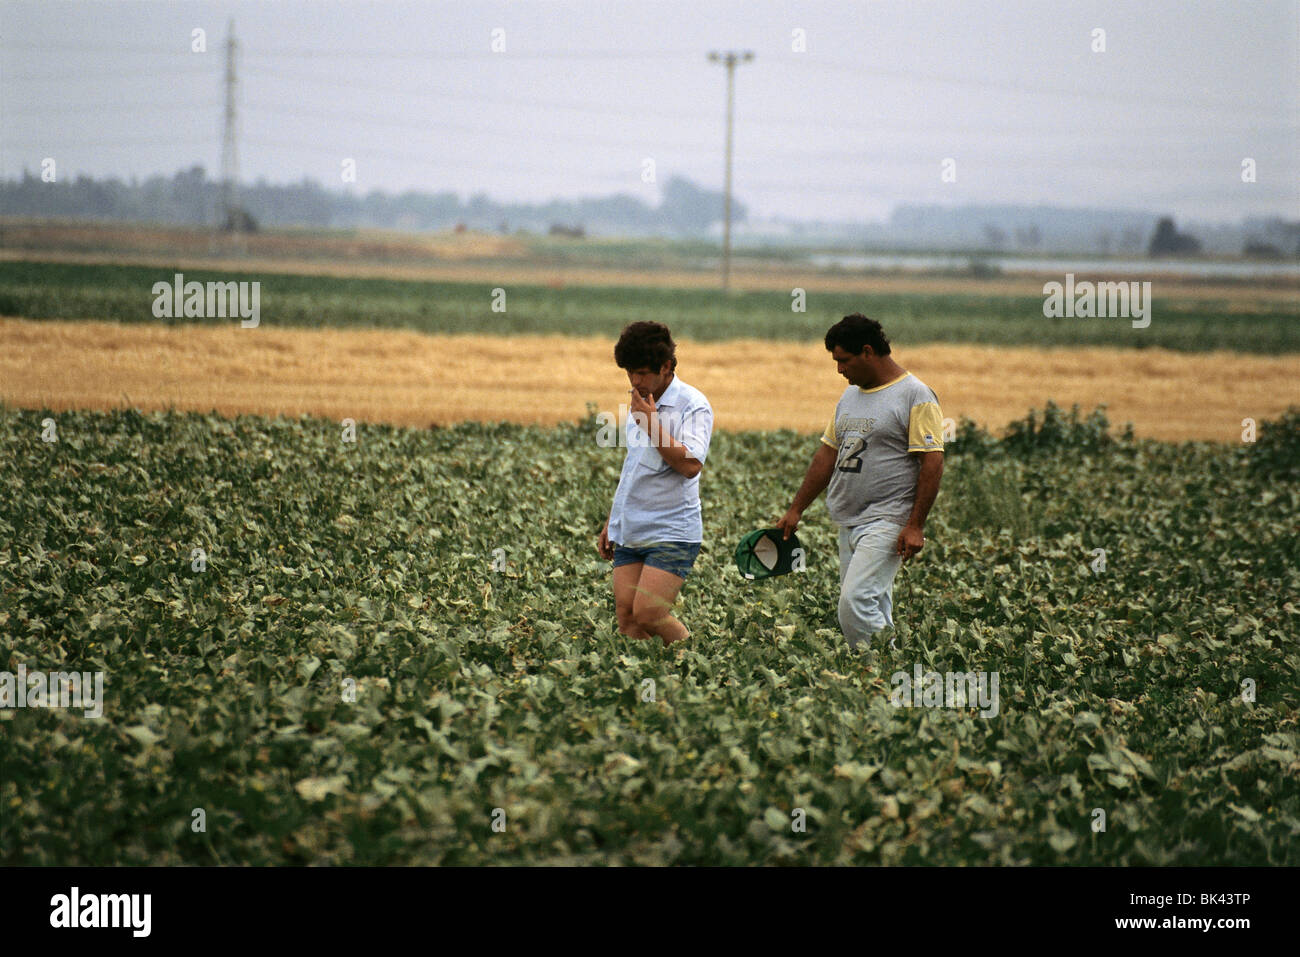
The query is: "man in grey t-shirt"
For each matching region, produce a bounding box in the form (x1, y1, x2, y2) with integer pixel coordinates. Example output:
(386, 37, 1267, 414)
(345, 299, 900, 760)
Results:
(777, 314, 945, 649)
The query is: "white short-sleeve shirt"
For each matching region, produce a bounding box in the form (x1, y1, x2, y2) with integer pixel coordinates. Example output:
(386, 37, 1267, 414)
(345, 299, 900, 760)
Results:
(607, 375, 713, 546)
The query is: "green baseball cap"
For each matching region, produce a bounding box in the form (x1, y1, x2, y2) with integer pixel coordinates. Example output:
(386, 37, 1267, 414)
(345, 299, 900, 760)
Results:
(735, 528, 807, 580)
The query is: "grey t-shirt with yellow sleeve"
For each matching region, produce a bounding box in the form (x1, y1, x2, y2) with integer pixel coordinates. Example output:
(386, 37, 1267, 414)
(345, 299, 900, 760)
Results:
(819, 371, 944, 528)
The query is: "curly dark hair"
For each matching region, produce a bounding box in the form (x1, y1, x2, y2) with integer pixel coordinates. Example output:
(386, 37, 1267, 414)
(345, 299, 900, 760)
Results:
(614, 321, 677, 372)
(824, 313, 891, 357)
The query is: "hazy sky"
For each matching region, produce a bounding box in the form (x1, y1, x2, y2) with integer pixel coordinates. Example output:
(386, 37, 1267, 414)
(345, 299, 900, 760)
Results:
(3, 0, 1297, 223)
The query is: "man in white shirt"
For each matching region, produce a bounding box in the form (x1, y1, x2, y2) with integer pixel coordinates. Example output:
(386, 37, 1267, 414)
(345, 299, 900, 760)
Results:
(597, 322, 714, 646)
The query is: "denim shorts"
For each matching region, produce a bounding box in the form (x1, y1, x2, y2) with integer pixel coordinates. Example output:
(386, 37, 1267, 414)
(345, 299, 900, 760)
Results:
(612, 541, 702, 579)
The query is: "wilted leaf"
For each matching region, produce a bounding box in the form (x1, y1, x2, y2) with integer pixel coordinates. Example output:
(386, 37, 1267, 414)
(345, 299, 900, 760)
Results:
(294, 776, 349, 802)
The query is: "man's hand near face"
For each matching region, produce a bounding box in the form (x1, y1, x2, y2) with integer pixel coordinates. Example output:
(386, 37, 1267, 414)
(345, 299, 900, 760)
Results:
(628, 386, 655, 420)
(628, 385, 702, 479)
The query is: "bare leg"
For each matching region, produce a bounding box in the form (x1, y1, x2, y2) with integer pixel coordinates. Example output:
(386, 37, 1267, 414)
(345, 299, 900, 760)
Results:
(613, 562, 653, 640)
(631, 565, 689, 646)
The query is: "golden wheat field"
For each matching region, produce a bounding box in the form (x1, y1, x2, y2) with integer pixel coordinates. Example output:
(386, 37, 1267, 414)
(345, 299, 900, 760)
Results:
(3, 317, 1295, 442)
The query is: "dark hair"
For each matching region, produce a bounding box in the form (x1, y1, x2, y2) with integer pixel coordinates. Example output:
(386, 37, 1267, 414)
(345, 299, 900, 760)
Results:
(614, 321, 677, 372)
(825, 313, 891, 357)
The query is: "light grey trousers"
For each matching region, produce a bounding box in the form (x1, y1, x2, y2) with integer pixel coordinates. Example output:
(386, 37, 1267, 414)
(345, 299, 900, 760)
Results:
(837, 519, 906, 649)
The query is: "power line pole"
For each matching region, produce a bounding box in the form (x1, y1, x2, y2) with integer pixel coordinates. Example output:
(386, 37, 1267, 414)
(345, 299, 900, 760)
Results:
(708, 50, 752, 293)
(220, 19, 239, 235)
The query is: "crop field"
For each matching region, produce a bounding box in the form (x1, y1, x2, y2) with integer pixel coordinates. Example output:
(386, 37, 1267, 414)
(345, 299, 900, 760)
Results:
(3, 260, 1299, 353)
(0, 219, 743, 272)
(3, 225, 1298, 867)
(5, 220, 1300, 303)
(4, 319, 1298, 442)
(2, 403, 1297, 865)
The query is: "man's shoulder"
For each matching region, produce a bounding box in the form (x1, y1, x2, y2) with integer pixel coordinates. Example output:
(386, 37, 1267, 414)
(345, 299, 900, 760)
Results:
(671, 378, 713, 412)
(898, 373, 938, 403)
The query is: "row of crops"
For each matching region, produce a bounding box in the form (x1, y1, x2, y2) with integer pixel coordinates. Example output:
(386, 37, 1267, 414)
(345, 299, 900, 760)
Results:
(1, 403, 1296, 863)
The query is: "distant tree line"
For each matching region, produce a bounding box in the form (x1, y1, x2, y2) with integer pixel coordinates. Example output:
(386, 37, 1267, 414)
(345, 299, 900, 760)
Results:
(0, 166, 742, 237)
(1147, 216, 1201, 256)
(880, 204, 1299, 257)
(2, 166, 1295, 256)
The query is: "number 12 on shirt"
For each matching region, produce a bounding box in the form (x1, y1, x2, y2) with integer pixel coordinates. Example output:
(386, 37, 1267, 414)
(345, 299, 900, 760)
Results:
(837, 435, 867, 473)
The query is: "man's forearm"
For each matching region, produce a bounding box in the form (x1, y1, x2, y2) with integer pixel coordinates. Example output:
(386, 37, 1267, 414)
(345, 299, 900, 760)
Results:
(906, 454, 944, 528)
(646, 411, 701, 477)
(789, 445, 836, 512)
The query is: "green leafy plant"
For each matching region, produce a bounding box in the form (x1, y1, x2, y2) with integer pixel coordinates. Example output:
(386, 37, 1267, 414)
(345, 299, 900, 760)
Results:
(1249, 406, 1300, 484)
(1, 405, 1295, 865)
(1001, 401, 1134, 456)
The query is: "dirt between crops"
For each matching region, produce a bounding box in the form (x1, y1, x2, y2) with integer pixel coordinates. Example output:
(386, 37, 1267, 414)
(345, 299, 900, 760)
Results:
(4, 318, 1297, 442)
